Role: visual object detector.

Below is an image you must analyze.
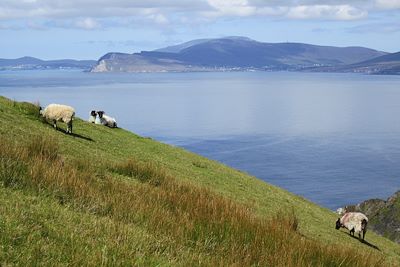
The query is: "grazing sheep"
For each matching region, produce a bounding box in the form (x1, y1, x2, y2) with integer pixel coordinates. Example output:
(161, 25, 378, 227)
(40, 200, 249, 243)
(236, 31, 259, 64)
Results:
(336, 212, 368, 240)
(96, 111, 117, 128)
(88, 110, 97, 123)
(40, 104, 75, 134)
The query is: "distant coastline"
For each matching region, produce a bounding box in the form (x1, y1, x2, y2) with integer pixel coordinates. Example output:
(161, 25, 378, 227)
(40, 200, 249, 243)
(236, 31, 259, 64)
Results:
(0, 56, 96, 71)
(2, 37, 399, 75)
(89, 37, 399, 75)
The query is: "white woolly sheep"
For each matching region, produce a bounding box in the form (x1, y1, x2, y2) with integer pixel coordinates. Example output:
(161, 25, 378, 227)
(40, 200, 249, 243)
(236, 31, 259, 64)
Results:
(40, 104, 75, 134)
(335, 212, 368, 240)
(88, 110, 97, 123)
(95, 111, 117, 128)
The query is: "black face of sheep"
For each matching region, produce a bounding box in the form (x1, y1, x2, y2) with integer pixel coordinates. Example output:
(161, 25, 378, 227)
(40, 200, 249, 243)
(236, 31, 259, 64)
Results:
(97, 111, 104, 118)
(90, 110, 97, 116)
(335, 218, 341, 230)
(361, 219, 367, 230)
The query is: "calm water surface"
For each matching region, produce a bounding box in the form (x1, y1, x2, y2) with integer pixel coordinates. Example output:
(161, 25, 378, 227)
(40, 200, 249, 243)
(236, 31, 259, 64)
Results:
(1, 69, 400, 209)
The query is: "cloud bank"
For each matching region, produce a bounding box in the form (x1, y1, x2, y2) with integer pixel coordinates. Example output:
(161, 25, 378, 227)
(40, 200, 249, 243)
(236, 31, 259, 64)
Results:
(0, 0, 398, 30)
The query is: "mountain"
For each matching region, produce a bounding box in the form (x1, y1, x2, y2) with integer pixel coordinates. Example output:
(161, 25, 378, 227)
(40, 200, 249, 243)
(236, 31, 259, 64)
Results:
(0, 56, 96, 70)
(153, 36, 254, 53)
(1, 96, 399, 265)
(361, 51, 400, 64)
(91, 37, 386, 72)
(153, 38, 212, 53)
(92, 52, 190, 72)
(341, 191, 400, 243)
(309, 51, 400, 74)
(345, 51, 400, 74)
(0, 56, 44, 66)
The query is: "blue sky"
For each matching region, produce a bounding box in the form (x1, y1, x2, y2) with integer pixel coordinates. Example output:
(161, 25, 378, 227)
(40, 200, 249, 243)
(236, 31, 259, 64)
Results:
(0, 0, 399, 60)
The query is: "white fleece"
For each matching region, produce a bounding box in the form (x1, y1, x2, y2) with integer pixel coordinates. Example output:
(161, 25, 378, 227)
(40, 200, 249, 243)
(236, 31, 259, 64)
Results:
(42, 104, 75, 123)
(41, 104, 75, 133)
(340, 212, 368, 235)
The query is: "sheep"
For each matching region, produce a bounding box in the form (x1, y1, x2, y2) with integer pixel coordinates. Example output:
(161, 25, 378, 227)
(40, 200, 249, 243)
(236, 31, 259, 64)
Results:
(40, 104, 75, 134)
(96, 111, 117, 128)
(335, 212, 368, 240)
(88, 110, 97, 123)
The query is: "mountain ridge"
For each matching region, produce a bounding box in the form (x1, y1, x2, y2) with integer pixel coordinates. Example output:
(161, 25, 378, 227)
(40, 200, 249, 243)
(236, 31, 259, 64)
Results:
(307, 51, 400, 74)
(91, 36, 388, 73)
(0, 56, 96, 70)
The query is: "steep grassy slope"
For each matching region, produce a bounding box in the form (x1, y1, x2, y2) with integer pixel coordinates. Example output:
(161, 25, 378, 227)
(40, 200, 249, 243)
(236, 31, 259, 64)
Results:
(0, 96, 399, 266)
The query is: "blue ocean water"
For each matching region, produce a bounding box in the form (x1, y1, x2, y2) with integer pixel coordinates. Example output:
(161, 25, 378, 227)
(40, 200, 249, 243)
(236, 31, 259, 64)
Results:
(1, 69, 400, 209)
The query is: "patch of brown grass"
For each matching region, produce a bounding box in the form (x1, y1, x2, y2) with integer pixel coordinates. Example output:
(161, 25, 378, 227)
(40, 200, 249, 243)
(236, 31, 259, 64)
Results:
(26, 135, 60, 161)
(112, 158, 166, 186)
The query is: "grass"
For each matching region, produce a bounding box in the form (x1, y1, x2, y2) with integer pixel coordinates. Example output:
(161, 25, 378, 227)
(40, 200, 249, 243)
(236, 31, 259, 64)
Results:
(0, 96, 399, 266)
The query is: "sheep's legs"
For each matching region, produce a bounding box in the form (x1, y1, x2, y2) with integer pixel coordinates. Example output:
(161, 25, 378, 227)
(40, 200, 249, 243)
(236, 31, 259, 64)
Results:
(359, 231, 366, 241)
(67, 121, 73, 134)
(350, 228, 355, 236)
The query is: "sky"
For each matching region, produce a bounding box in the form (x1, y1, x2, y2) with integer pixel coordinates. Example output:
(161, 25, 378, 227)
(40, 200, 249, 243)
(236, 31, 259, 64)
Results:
(0, 0, 399, 60)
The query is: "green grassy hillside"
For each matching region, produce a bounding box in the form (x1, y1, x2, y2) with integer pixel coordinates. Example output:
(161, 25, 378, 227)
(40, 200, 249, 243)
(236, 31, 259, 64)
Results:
(0, 96, 399, 266)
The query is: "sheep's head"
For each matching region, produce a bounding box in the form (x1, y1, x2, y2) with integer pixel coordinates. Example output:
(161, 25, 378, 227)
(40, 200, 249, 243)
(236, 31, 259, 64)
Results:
(90, 110, 97, 117)
(361, 219, 368, 230)
(39, 106, 43, 115)
(97, 111, 104, 118)
(335, 218, 341, 230)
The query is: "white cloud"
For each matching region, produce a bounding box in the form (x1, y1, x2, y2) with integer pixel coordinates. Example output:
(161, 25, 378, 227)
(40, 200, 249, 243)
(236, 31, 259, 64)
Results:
(147, 13, 169, 25)
(287, 5, 367, 20)
(0, 0, 398, 30)
(375, 0, 400, 9)
(206, 0, 256, 17)
(75, 17, 100, 30)
(0, 1, 205, 20)
(205, 1, 370, 20)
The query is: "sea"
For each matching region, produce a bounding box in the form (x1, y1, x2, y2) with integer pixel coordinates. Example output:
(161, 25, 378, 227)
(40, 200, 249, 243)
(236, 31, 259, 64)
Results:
(1, 69, 400, 210)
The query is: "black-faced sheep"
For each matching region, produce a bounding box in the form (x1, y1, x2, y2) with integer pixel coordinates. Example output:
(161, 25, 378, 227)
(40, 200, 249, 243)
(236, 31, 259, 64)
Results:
(336, 212, 368, 240)
(40, 104, 75, 134)
(88, 110, 97, 123)
(95, 111, 117, 128)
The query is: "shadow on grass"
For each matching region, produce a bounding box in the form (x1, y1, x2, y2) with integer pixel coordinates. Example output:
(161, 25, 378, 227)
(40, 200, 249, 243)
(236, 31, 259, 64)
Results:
(70, 132, 94, 141)
(343, 232, 381, 251)
(360, 239, 380, 251)
(53, 127, 94, 142)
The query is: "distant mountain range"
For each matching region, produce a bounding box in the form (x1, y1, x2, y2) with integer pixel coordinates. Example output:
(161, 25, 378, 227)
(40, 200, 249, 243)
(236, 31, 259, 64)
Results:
(3, 38, 399, 74)
(308, 51, 400, 74)
(0, 56, 96, 70)
(91, 36, 400, 74)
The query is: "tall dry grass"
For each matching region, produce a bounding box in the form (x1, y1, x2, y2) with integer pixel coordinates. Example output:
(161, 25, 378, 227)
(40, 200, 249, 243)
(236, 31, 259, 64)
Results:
(0, 135, 388, 266)
(112, 158, 166, 186)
